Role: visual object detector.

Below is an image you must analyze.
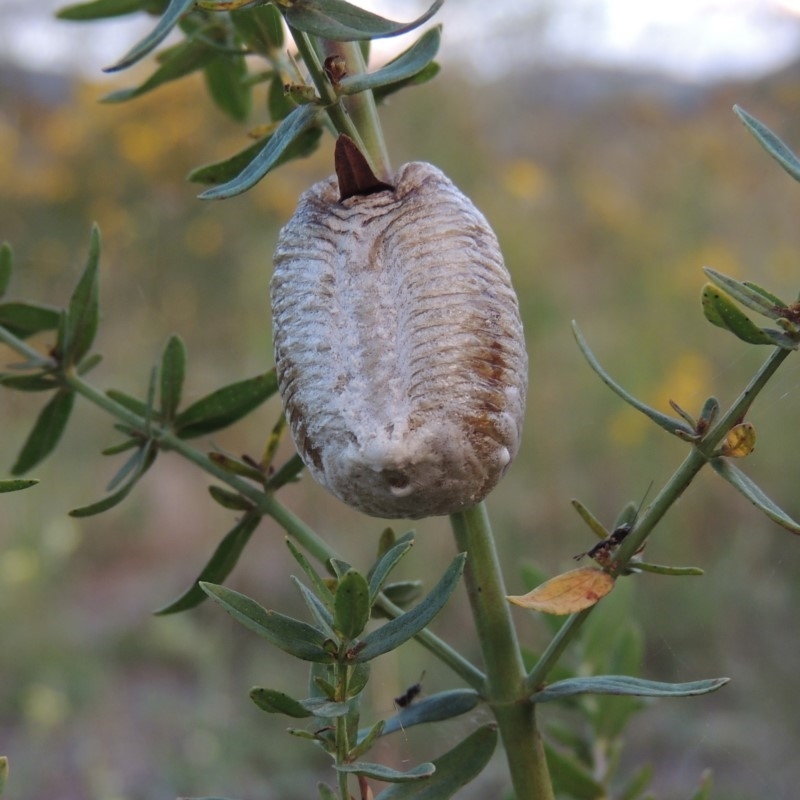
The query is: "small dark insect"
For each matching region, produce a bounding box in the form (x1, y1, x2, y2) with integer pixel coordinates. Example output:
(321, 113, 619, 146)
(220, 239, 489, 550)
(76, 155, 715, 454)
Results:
(394, 671, 425, 709)
(574, 483, 652, 565)
(575, 523, 631, 562)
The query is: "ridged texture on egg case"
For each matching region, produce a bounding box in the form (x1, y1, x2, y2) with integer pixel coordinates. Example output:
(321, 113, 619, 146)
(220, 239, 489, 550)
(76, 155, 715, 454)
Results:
(271, 161, 527, 519)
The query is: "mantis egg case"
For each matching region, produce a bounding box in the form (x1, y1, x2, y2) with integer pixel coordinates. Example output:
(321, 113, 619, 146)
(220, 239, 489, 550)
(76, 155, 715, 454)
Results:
(271, 159, 527, 519)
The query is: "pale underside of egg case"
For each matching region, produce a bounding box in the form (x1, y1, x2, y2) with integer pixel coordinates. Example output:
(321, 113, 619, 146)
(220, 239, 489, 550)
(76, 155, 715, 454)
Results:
(271, 161, 528, 519)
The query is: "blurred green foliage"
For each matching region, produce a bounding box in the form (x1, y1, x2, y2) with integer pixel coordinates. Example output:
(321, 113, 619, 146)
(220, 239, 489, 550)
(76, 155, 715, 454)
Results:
(3, 48, 800, 799)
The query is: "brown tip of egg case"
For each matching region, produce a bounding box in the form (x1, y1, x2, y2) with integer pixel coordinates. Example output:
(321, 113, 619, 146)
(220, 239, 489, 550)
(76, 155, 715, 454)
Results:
(334, 134, 394, 201)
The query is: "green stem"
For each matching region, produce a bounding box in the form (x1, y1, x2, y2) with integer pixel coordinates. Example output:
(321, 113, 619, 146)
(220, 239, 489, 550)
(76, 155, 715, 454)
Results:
(615, 344, 792, 564)
(287, 28, 392, 182)
(335, 661, 351, 800)
(526, 344, 793, 695)
(0, 326, 56, 369)
(315, 39, 392, 181)
(451, 503, 554, 800)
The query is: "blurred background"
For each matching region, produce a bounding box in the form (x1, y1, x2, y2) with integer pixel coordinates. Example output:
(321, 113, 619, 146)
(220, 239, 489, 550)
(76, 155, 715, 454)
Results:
(2, 1, 800, 798)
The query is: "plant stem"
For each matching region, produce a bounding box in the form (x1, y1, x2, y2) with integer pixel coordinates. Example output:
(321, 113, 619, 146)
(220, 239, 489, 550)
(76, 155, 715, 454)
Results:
(334, 661, 351, 800)
(315, 39, 393, 181)
(0, 326, 57, 369)
(526, 344, 794, 695)
(451, 503, 554, 800)
(615, 343, 792, 564)
(288, 28, 392, 182)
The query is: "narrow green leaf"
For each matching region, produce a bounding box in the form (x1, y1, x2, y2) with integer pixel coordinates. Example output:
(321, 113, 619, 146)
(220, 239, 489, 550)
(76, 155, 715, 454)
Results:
(339, 26, 440, 96)
(106, 442, 150, 491)
(353, 553, 466, 662)
(265, 453, 305, 491)
(208, 485, 253, 511)
(0, 373, 59, 392)
(154, 513, 260, 614)
(329, 558, 352, 580)
(285, 538, 336, 610)
(734, 104, 800, 183)
(0, 756, 7, 796)
(105, 0, 195, 71)
(349, 719, 385, 761)
(703, 267, 787, 319)
(64, 225, 101, 366)
(572, 322, 695, 437)
(289, 727, 324, 742)
(375, 724, 497, 800)
(379, 689, 480, 738)
(312, 675, 337, 703)
(368, 538, 414, 603)
(308, 663, 336, 699)
(159, 334, 186, 422)
(348, 662, 370, 698)
(200, 582, 334, 662)
(571, 498, 610, 541)
(291, 577, 336, 637)
(544, 742, 606, 800)
(0, 243, 12, 296)
(189, 126, 321, 186)
(743, 281, 787, 309)
(11, 389, 75, 475)
(698, 396, 720, 429)
(374, 61, 439, 103)
(0, 302, 62, 339)
(204, 53, 251, 122)
(102, 438, 139, 456)
(376, 526, 397, 557)
(208, 451, 264, 482)
(300, 697, 351, 718)
(174, 370, 278, 438)
(531, 675, 729, 703)
(260, 408, 286, 474)
(143, 364, 158, 431)
(102, 38, 216, 103)
(337, 761, 434, 783)
(710, 457, 800, 533)
(285, 0, 443, 41)
(57, 0, 146, 20)
(0, 479, 38, 493)
(77, 352, 103, 376)
(188, 136, 268, 184)
(334, 568, 371, 641)
(69, 441, 157, 517)
(199, 104, 320, 199)
(268, 72, 295, 122)
(231, 4, 284, 54)
(377, 580, 422, 608)
(54, 310, 68, 366)
(249, 687, 312, 718)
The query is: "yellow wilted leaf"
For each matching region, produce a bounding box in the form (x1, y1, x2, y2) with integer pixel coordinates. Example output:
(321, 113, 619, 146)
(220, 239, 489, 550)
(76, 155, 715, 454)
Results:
(507, 567, 615, 615)
(719, 422, 756, 458)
